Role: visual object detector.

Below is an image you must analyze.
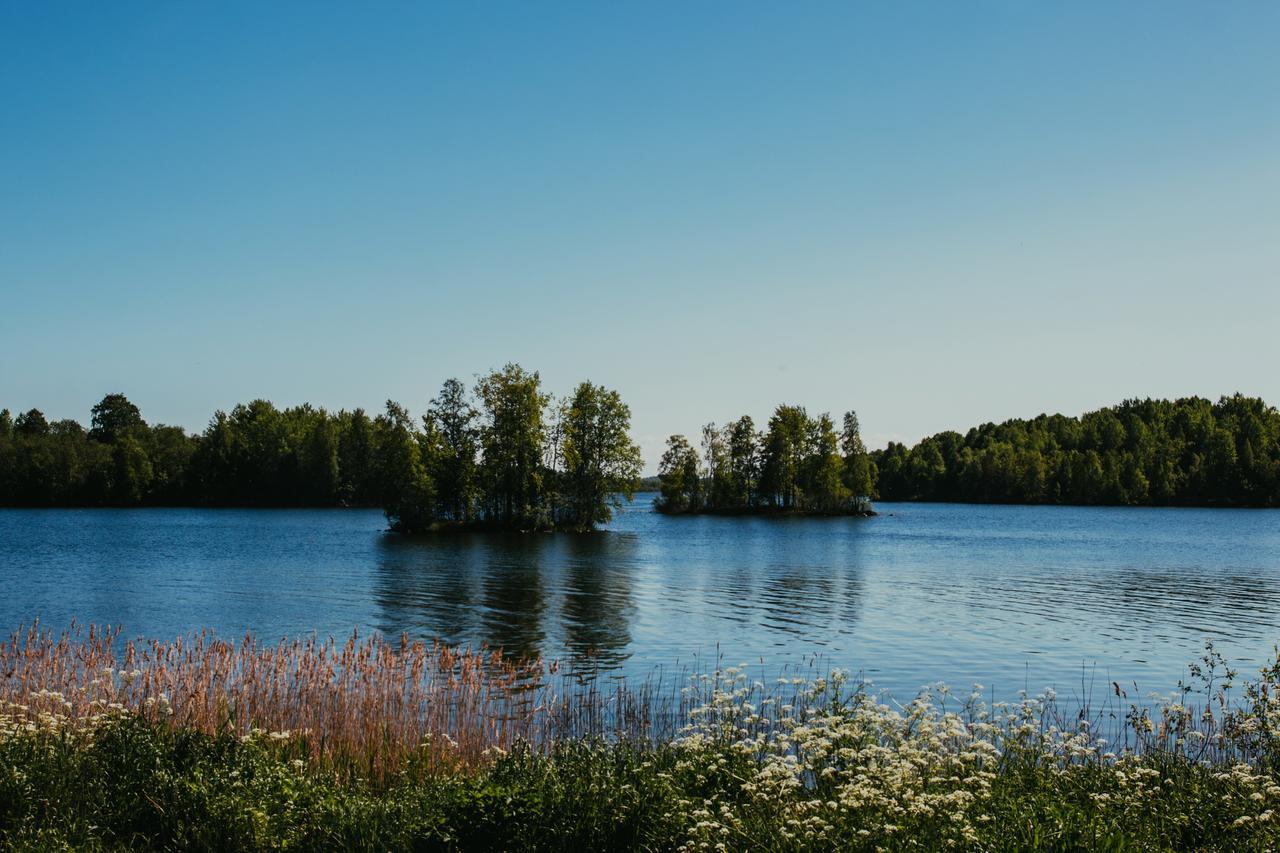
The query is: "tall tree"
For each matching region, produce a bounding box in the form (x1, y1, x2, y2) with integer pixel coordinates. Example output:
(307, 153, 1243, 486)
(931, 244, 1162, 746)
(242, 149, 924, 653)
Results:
(656, 434, 701, 513)
(90, 393, 146, 443)
(759, 405, 809, 509)
(374, 401, 434, 532)
(727, 415, 759, 509)
(423, 378, 480, 523)
(802, 413, 847, 511)
(476, 364, 549, 528)
(110, 436, 154, 504)
(561, 382, 642, 531)
(702, 423, 733, 508)
(15, 409, 49, 438)
(298, 414, 341, 504)
(147, 424, 195, 503)
(337, 408, 375, 505)
(840, 410, 875, 498)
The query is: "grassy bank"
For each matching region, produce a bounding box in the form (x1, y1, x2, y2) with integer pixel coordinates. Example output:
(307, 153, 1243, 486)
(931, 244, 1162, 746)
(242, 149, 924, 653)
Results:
(2, 628, 1280, 850)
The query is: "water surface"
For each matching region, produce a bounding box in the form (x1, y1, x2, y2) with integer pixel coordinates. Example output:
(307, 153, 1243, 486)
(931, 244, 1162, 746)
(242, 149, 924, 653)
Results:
(3, 497, 1278, 700)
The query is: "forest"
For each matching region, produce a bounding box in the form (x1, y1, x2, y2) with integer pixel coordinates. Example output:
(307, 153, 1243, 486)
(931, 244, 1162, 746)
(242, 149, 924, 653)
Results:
(0, 364, 641, 532)
(3, 391, 1279, 516)
(872, 395, 1280, 507)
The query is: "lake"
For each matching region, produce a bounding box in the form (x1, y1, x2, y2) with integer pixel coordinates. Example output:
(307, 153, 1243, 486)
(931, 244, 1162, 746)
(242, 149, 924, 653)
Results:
(2, 496, 1279, 702)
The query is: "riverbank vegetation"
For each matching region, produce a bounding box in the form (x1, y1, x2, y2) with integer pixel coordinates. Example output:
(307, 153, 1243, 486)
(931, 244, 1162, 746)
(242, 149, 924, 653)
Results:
(874, 394, 1280, 507)
(3, 625, 1280, 850)
(656, 408, 876, 515)
(0, 364, 641, 531)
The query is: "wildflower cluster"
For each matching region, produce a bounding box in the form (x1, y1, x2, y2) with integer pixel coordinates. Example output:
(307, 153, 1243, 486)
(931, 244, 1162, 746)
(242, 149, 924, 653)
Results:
(668, 650, 1280, 851)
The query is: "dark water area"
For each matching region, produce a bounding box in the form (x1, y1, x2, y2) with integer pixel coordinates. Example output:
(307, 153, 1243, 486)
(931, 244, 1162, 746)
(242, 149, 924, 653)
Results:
(2, 496, 1279, 701)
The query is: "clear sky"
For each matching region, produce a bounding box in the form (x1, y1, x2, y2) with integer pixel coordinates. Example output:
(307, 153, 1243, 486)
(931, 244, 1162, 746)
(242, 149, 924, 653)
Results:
(3, 2, 1277, 471)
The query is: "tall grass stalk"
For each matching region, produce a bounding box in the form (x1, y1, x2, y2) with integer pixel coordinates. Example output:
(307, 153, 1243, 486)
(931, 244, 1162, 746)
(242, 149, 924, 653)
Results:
(0, 622, 695, 780)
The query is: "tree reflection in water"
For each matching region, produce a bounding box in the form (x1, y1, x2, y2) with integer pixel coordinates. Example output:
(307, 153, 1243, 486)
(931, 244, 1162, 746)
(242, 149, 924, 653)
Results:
(373, 531, 639, 671)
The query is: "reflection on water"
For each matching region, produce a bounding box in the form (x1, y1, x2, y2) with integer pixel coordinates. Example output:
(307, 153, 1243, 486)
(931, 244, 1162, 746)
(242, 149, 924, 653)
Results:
(374, 530, 640, 669)
(1, 498, 1279, 699)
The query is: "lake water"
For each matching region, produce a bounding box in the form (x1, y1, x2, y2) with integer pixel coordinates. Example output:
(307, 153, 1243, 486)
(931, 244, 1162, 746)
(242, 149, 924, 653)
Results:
(2, 496, 1279, 701)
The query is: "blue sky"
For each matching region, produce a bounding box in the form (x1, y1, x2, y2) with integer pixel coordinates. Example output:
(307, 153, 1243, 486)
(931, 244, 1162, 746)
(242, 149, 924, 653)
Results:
(2, 2, 1277, 471)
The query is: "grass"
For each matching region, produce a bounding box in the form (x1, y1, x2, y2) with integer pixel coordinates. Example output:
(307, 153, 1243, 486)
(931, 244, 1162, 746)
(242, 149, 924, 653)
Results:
(2, 625, 1280, 850)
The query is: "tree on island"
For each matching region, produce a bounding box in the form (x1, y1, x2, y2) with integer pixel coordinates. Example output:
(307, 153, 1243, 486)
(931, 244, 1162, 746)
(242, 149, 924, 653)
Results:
(726, 415, 759, 507)
(561, 382, 643, 532)
(422, 378, 480, 524)
(373, 401, 435, 533)
(840, 411, 876, 498)
(658, 404, 874, 516)
(655, 435, 701, 512)
(475, 364, 551, 530)
(383, 365, 641, 533)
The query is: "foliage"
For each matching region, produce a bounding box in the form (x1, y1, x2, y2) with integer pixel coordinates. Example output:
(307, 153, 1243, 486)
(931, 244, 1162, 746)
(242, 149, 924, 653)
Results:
(475, 364, 551, 530)
(658, 406, 875, 515)
(873, 395, 1280, 507)
(0, 367, 643, 530)
(656, 434, 702, 512)
(375, 401, 436, 533)
(89, 392, 145, 444)
(422, 378, 480, 524)
(4, 638, 1280, 851)
(561, 382, 643, 532)
(6, 391, 1278, 512)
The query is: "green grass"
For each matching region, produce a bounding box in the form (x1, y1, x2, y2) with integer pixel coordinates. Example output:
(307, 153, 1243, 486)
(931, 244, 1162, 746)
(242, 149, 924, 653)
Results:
(2, 708, 1278, 851)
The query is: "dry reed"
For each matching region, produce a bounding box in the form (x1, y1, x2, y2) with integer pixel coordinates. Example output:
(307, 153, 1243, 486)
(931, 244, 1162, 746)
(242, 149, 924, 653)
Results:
(0, 622, 684, 781)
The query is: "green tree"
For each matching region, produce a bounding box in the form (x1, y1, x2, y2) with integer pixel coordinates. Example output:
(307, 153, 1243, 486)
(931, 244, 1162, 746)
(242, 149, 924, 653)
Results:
(147, 425, 196, 503)
(759, 405, 809, 509)
(110, 435, 154, 504)
(476, 364, 549, 528)
(189, 411, 237, 504)
(561, 382, 642, 531)
(90, 393, 145, 443)
(840, 411, 875, 498)
(727, 415, 759, 509)
(374, 401, 434, 532)
(298, 414, 341, 504)
(702, 423, 734, 509)
(15, 409, 49, 438)
(228, 400, 287, 504)
(801, 413, 847, 511)
(656, 434, 701, 513)
(337, 408, 376, 505)
(423, 378, 480, 523)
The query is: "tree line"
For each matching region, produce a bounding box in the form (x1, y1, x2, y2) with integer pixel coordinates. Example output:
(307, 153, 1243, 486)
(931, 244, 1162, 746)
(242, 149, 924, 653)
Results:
(656, 406, 876, 515)
(5, 390, 1278, 515)
(0, 364, 642, 531)
(872, 395, 1280, 507)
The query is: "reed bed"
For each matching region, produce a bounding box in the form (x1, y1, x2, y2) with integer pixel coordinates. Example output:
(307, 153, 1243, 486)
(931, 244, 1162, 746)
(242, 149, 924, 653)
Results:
(0, 622, 690, 780)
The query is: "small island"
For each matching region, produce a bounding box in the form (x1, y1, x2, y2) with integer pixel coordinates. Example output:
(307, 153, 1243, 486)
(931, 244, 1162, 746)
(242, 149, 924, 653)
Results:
(370, 364, 643, 534)
(655, 406, 877, 517)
